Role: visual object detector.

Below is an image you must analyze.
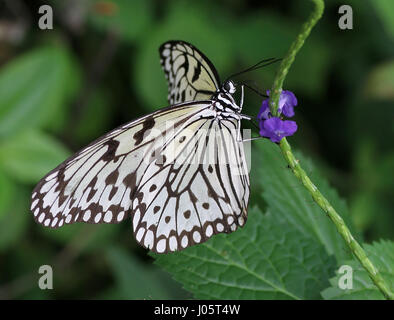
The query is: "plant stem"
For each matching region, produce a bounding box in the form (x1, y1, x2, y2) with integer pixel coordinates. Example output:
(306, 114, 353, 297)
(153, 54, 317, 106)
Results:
(269, 0, 324, 116)
(280, 138, 394, 300)
(269, 0, 394, 300)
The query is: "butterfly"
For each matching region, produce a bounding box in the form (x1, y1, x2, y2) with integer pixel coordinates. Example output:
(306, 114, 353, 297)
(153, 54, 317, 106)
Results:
(30, 40, 251, 253)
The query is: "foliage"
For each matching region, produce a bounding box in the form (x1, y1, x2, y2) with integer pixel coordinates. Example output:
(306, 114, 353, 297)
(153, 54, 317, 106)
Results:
(155, 207, 336, 300)
(0, 0, 393, 300)
(322, 240, 394, 299)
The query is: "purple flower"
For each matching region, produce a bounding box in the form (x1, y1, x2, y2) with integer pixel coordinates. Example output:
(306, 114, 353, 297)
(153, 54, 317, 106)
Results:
(259, 90, 298, 119)
(259, 117, 297, 143)
(278, 90, 297, 117)
(257, 89, 298, 143)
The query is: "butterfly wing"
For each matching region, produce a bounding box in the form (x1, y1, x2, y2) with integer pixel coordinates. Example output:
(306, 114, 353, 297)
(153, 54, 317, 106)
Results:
(30, 101, 249, 253)
(132, 116, 250, 253)
(30, 102, 211, 229)
(159, 40, 221, 104)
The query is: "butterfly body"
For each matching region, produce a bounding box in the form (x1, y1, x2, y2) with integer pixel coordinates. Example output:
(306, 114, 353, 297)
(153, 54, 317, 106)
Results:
(31, 40, 250, 253)
(212, 84, 241, 114)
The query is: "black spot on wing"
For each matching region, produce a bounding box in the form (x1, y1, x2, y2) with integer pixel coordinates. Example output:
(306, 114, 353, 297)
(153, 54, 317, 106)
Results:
(191, 62, 202, 83)
(102, 140, 119, 161)
(133, 117, 155, 146)
(183, 210, 191, 219)
(123, 172, 137, 199)
(105, 170, 119, 185)
(154, 206, 161, 213)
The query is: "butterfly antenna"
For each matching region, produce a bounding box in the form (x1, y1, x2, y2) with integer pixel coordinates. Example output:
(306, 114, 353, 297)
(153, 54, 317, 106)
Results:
(225, 57, 282, 83)
(241, 82, 269, 98)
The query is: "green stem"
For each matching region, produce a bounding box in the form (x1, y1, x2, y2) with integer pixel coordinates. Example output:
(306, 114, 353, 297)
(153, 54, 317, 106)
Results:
(280, 138, 393, 300)
(269, 0, 324, 116)
(269, 0, 394, 300)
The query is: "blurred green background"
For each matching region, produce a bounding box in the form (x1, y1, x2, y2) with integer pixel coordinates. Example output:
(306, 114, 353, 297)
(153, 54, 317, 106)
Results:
(0, 0, 393, 299)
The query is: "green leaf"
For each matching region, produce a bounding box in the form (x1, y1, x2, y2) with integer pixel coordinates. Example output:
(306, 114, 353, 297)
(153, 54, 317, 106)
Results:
(89, 0, 153, 42)
(0, 187, 29, 251)
(256, 140, 357, 261)
(349, 142, 394, 239)
(0, 129, 70, 184)
(72, 89, 113, 145)
(0, 45, 80, 137)
(372, 0, 394, 38)
(0, 167, 16, 218)
(106, 246, 175, 299)
(321, 240, 394, 299)
(154, 207, 335, 300)
(38, 222, 121, 253)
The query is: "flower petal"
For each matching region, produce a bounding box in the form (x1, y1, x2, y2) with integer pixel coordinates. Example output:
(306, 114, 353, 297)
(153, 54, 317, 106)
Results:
(259, 117, 297, 143)
(279, 90, 298, 117)
(257, 99, 271, 120)
(282, 120, 298, 135)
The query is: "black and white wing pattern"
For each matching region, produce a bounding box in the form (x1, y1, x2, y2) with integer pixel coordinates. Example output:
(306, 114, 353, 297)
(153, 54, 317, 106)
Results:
(159, 40, 221, 104)
(30, 101, 249, 253)
(132, 114, 249, 253)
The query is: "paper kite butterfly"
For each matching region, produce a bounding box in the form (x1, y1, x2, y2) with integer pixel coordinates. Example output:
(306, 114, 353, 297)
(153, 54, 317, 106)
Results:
(30, 40, 251, 253)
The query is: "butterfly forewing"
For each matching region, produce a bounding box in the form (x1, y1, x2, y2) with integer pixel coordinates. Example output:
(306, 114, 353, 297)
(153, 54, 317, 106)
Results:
(30, 103, 210, 230)
(159, 40, 221, 104)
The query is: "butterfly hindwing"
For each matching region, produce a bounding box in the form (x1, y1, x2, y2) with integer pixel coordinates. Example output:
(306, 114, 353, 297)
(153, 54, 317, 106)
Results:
(159, 40, 221, 104)
(132, 116, 249, 253)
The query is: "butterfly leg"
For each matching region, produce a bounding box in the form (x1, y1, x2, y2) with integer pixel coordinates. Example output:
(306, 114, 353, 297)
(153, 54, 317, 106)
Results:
(238, 121, 264, 142)
(239, 113, 263, 142)
(239, 84, 244, 112)
(242, 136, 264, 142)
(240, 114, 251, 120)
(236, 86, 245, 142)
(237, 85, 263, 142)
(237, 118, 242, 142)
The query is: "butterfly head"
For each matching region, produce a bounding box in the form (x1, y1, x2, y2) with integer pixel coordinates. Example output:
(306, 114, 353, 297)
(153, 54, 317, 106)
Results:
(222, 80, 236, 94)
